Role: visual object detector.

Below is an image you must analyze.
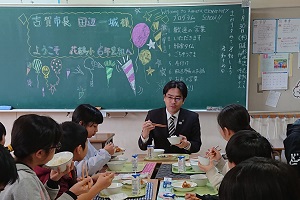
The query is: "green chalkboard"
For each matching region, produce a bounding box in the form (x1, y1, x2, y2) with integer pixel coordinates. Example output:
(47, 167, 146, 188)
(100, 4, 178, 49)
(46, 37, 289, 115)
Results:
(0, 4, 249, 110)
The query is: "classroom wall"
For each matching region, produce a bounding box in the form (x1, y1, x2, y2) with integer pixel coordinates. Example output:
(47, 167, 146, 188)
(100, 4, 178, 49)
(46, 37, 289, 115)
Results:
(1, 0, 300, 159)
(249, 7, 300, 112)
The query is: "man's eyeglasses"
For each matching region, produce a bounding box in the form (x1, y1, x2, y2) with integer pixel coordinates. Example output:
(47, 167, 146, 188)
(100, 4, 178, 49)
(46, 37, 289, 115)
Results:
(166, 96, 183, 102)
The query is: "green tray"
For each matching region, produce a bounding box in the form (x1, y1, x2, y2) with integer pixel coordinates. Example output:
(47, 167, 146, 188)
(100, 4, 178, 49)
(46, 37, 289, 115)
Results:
(172, 166, 205, 174)
(99, 184, 146, 198)
(173, 183, 218, 196)
(106, 162, 145, 173)
(157, 180, 217, 198)
(144, 154, 189, 161)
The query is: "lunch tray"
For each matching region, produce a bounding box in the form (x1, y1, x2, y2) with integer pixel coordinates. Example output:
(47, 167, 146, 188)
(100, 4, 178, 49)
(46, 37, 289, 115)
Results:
(144, 154, 189, 161)
(106, 162, 146, 173)
(157, 180, 217, 198)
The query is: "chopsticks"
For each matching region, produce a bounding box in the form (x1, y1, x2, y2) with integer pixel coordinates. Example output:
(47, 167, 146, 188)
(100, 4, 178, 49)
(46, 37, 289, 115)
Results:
(81, 160, 92, 189)
(206, 145, 222, 159)
(152, 123, 167, 128)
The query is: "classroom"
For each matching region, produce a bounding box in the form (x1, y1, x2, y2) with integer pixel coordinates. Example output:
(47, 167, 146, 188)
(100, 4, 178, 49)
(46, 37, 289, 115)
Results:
(0, 0, 300, 199)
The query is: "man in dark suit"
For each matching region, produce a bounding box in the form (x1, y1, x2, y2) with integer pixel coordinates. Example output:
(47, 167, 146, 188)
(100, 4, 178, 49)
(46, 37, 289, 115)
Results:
(138, 80, 201, 154)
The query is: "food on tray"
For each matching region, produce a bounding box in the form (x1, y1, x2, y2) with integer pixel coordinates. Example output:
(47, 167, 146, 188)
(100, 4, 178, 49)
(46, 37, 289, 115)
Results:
(182, 181, 191, 188)
(158, 154, 174, 158)
(115, 147, 124, 152)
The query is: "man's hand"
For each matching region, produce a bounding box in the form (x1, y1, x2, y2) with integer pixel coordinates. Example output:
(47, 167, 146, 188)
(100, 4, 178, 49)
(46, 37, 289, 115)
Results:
(141, 120, 155, 139)
(175, 135, 190, 149)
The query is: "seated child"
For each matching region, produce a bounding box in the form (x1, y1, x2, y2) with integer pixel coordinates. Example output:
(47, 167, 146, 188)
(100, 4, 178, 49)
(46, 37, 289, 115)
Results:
(72, 104, 115, 176)
(198, 130, 272, 190)
(35, 121, 114, 200)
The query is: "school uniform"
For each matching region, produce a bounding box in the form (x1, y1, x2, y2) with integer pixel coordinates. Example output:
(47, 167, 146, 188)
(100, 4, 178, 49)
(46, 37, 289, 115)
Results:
(74, 140, 111, 176)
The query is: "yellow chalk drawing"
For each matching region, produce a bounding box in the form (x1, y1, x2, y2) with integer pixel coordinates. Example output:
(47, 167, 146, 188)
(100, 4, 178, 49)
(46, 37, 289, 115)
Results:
(42, 66, 50, 78)
(146, 66, 155, 76)
(138, 49, 151, 65)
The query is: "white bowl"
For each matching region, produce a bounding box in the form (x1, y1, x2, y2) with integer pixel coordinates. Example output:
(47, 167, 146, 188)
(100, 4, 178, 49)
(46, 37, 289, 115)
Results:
(153, 149, 165, 157)
(190, 161, 204, 173)
(167, 136, 182, 145)
(45, 151, 73, 172)
(122, 179, 147, 189)
(190, 174, 208, 186)
(101, 182, 123, 195)
(198, 156, 210, 166)
(171, 181, 197, 192)
(107, 161, 126, 171)
(110, 157, 128, 162)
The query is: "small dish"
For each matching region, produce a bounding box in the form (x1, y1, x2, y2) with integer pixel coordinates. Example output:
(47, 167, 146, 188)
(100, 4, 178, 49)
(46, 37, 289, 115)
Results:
(171, 181, 197, 192)
(101, 182, 123, 195)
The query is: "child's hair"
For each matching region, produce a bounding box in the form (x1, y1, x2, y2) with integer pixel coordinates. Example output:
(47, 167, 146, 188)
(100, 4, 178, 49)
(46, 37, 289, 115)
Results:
(0, 121, 6, 138)
(0, 145, 18, 187)
(226, 130, 272, 165)
(219, 157, 300, 200)
(217, 104, 252, 132)
(72, 104, 103, 126)
(11, 114, 62, 160)
(59, 121, 88, 153)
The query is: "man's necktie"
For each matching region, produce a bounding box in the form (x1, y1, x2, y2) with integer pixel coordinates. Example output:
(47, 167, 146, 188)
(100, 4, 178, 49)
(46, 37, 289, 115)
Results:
(169, 115, 176, 136)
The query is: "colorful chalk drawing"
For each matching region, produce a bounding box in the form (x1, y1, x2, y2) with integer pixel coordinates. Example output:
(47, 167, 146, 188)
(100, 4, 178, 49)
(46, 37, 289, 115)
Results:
(23, 9, 171, 99)
(83, 57, 103, 87)
(139, 49, 152, 84)
(131, 23, 150, 73)
(122, 58, 136, 95)
(32, 59, 42, 88)
(104, 60, 115, 87)
(41, 65, 50, 86)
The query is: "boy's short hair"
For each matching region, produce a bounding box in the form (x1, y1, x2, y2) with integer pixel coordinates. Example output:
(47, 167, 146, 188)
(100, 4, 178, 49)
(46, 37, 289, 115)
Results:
(226, 130, 273, 165)
(72, 104, 103, 126)
(59, 121, 88, 153)
(0, 145, 18, 187)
